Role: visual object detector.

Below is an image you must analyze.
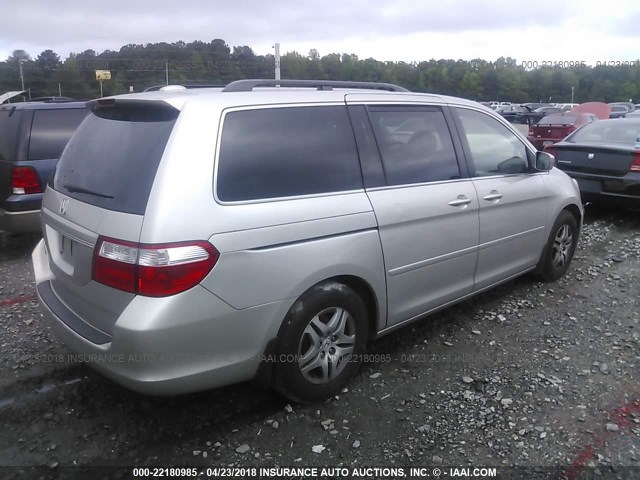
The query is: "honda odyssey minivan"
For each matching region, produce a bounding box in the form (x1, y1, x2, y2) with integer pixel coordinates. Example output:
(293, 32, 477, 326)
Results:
(32, 80, 583, 402)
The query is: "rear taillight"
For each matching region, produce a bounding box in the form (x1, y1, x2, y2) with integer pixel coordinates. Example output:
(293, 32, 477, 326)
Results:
(93, 237, 219, 297)
(631, 153, 640, 172)
(528, 127, 534, 136)
(11, 166, 42, 194)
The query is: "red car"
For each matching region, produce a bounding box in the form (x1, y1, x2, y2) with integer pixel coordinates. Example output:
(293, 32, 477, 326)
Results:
(527, 112, 599, 150)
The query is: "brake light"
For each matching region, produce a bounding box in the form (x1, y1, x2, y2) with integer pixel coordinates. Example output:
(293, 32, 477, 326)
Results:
(93, 237, 219, 297)
(631, 153, 640, 172)
(11, 166, 41, 194)
(528, 126, 534, 136)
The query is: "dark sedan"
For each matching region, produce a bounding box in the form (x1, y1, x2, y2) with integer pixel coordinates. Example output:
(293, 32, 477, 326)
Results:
(544, 119, 640, 207)
(496, 105, 533, 123)
(520, 106, 564, 125)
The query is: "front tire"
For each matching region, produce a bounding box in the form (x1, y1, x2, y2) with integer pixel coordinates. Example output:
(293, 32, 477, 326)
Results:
(535, 210, 579, 281)
(273, 281, 369, 403)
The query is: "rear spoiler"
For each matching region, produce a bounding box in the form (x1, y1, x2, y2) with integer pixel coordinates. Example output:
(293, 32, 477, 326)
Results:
(88, 98, 180, 112)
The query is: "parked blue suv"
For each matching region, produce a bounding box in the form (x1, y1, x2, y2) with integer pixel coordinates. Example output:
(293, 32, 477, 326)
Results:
(0, 100, 89, 233)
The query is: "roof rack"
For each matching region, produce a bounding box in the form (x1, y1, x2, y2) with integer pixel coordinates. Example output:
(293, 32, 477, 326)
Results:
(221, 79, 409, 93)
(143, 84, 226, 92)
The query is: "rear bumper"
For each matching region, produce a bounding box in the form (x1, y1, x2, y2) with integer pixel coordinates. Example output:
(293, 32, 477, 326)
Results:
(0, 208, 41, 233)
(563, 172, 640, 206)
(32, 239, 293, 395)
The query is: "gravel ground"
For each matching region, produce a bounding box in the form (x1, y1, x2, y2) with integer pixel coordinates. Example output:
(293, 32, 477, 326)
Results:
(0, 204, 638, 480)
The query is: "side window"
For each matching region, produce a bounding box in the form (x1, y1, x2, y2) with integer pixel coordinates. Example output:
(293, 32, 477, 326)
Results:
(367, 107, 460, 186)
(28, 108, 89, 160)
(455, 108, 530, 177)
(217, 106, 362, 202)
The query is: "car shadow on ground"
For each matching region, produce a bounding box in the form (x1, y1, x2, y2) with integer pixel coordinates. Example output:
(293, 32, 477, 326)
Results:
(583, 202, 640, 230)
(0, 232, 41, 261)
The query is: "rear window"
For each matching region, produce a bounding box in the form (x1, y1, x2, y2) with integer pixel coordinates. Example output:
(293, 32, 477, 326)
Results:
(0, 109, 22, 161)
(28, 108, 89, 160)
(568, 120, 640, 145)
(537, 114, 578, 126)
(217, 106, 362, 201)
(54, 105, 177, 215)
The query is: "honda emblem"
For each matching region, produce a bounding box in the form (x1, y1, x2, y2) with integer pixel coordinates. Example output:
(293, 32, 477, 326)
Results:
(59, 197, 69, 216)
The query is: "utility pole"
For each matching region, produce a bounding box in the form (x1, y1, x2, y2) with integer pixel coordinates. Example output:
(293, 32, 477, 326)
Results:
(166, 62, 169, 85)
(571, 86, 574, 104)
(58, 83, 62, 97)
(19, 60, 25, 100)
(274, 43, 281, 80)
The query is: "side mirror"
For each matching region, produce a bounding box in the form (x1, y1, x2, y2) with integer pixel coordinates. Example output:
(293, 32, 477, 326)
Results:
(536, 151, 555, 171)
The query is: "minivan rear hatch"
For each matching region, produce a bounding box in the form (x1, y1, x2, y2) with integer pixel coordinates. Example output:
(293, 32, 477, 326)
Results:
(40, 100, 178, 338)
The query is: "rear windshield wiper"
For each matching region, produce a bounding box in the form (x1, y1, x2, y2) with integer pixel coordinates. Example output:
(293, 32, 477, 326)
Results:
(63, 184, 114, 199)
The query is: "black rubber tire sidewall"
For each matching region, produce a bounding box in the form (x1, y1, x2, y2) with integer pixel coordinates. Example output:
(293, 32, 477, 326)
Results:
(273, 282, 368, 404)
(538, 211, 578, 282)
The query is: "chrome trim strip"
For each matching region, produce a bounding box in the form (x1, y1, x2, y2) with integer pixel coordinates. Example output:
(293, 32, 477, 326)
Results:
(388, 245, 478, 276)
(0, 208, 40, 216)
(478, 226, 545, 250)
(387, 226, 544, 277)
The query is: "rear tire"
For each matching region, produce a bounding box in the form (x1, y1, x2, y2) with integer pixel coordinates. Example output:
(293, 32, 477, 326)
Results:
(535, 210, 579, 282)
(273, 281, 368, 404)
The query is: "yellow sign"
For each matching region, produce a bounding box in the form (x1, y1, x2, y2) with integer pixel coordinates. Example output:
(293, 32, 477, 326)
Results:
(95, 70, 111, 80)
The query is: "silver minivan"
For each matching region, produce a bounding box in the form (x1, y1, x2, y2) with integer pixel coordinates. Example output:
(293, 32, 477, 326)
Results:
(32, 80, 583, 402)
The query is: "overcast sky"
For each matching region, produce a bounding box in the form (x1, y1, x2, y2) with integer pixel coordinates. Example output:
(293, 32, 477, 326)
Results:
(2, 0, 640, 65)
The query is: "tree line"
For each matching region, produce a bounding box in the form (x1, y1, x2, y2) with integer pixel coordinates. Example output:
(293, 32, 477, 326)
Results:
(1, 39, 639, 103)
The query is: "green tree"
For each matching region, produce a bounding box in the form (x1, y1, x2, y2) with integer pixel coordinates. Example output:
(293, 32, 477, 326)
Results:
(36, 49, 61, 71)
(460, 71, 483, 100)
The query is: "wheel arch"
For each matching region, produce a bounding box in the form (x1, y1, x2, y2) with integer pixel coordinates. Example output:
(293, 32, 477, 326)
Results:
(252, 273, 384, 389)
(330, 274, 381, 339)
(562, 203, 583, 229)
(275, 275, 382, 341)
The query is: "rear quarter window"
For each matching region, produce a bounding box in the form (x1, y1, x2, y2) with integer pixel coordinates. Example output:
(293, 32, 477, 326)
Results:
(216, 106, 363, 201)
(0, 109, 23, 161)
(28, 108, 89, 160)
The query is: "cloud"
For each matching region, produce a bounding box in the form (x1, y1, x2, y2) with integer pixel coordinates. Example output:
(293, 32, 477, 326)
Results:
(1, 0, 639, 63)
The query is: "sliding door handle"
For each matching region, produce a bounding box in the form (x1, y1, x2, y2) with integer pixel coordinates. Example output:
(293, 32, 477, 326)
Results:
(483, 191, 503, 201)
(448, 196, 472, 207)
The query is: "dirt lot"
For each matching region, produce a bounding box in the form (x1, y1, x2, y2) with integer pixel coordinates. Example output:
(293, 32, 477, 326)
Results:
(0, 204, 639, 480)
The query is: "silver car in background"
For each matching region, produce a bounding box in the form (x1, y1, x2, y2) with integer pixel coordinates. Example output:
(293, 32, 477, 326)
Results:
(32, 80, 583, 403)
